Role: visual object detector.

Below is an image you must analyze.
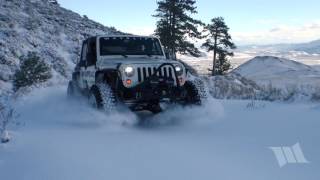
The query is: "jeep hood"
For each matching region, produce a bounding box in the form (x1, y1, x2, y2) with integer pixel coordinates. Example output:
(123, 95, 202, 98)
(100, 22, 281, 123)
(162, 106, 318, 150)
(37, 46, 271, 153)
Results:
(96, 57, 181, 68)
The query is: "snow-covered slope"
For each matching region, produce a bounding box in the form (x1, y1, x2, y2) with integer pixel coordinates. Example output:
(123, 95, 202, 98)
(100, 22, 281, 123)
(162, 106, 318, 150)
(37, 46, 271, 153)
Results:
(0, 0, 121, 97)
(232, 56, 320, 88)
(1, 86, 319, 180)
(203, 73, 262, 100)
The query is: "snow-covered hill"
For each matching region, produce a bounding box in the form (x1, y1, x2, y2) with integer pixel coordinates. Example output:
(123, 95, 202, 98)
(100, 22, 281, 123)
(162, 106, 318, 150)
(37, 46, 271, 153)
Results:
(232, 56, 320, 88)
(177, 55, 320, 101)
(220, 56, 320, 101)
(0, 0, 121, 98)
(236, 40, 320, 67)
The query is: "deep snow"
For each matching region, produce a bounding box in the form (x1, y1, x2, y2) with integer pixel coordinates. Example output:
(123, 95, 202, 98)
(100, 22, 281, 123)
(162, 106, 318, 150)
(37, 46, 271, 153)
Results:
(0, 86, 319, 180)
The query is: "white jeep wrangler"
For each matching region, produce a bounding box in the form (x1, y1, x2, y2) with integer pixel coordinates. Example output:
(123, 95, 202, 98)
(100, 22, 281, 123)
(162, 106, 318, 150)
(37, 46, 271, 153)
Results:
(67, 35, 207, 113)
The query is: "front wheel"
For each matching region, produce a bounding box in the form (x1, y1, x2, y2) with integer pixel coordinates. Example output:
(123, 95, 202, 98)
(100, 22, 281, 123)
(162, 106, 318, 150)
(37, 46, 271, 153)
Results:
(88, 83, 117, 112)
(183, 79, 208, 105)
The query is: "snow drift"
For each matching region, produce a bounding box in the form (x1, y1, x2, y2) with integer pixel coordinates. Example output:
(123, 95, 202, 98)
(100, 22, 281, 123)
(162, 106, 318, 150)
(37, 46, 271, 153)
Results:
(1, 86, 320, 180)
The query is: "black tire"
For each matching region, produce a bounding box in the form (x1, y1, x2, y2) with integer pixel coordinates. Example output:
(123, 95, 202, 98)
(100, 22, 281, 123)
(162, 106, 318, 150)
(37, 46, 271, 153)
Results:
(183, 81, 202, 105)
(183, 79, 208, 105)
(88, 83, 117, 112)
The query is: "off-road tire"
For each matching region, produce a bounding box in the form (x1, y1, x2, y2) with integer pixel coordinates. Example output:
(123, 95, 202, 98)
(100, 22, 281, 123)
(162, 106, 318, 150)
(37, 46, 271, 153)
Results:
(184, 79, 208, 105)
(183, 81, 201, 105)
(89, 83, 117, 112)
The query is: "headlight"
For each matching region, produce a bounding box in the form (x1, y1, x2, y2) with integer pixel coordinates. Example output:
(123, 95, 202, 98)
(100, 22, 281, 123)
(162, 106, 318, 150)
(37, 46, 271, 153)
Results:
(174, 64, 183, 76)
(124, 66, 135, 77)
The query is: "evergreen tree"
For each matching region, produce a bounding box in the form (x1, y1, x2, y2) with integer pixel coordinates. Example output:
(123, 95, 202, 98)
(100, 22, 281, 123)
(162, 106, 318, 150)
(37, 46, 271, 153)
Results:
(202, 17, 236, 75)
(153, 0, 203, 57)
(216, 51, 231, 75)
(13, 52, 52, 91)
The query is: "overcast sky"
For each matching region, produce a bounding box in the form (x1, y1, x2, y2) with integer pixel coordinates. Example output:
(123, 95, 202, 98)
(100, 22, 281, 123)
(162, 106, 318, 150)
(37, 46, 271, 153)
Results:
(59, 0, 320, 45)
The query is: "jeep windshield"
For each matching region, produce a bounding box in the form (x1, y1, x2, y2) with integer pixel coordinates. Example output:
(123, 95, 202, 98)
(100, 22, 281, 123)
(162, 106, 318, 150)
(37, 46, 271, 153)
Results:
(100, 37, 164, 57)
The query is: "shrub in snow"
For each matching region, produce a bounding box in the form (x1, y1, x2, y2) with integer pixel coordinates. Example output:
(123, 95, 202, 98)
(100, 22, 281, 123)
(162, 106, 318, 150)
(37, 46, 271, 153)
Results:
(311, 89, 320, 101)
(0, 103, 18, 143)
(13, 52, 52, 91)
(0, 54, 5, 64)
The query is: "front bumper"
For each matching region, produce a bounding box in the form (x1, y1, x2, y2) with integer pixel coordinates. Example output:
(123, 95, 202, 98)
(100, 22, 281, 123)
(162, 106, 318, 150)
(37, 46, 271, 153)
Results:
(119, 75, 187, 107)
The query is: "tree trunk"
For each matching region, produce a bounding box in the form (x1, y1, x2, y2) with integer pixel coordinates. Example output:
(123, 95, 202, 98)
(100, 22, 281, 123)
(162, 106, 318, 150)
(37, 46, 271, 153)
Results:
(172, 12, 176, 58)
(212, 34, 218, 76)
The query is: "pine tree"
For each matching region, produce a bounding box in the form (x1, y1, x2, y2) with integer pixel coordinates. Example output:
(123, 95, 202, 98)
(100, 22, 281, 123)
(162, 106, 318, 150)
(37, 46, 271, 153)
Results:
(217, 51, 231, 75)
(13, 52, 52, 91)
(153, 0, 203, 57)
(202, 17, 236, 75)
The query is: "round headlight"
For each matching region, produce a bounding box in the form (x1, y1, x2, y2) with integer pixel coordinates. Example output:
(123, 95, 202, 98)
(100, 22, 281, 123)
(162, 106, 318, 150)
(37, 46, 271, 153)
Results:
(124, 66, 135, 77)
(174, 65, 183, 76)
(175, 66, 182, 72)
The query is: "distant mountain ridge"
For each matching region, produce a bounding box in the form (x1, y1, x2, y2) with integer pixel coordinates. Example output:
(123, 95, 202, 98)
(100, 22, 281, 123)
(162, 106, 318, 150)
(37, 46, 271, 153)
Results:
(238, 39, 320, 54)
(292, 39, 320, 54)
(0, 0, 122, 97)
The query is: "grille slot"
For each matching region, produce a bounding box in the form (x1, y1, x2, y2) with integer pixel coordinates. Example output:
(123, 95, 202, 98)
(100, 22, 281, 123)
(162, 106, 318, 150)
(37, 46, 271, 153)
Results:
(169, 67, 173, 78)
(163, 67, 167, 77)
(136, 66, 177, 84)
(148, 67, 152, 77)
(142, 67, 147, 81)
(137, 67, 141, 82)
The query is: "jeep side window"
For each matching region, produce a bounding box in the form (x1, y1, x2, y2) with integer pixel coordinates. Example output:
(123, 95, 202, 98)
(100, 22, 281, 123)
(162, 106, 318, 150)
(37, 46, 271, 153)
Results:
(79, 42, 88, 67)
(86, 40, 97, 66)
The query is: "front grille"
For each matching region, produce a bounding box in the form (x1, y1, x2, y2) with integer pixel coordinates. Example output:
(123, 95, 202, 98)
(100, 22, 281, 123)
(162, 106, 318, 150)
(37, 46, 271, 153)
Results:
(137, 65, 176, 84)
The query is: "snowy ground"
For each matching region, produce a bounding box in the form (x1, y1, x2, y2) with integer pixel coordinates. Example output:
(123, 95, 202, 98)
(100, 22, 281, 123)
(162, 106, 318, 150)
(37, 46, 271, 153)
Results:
(1, 86, 320, 180)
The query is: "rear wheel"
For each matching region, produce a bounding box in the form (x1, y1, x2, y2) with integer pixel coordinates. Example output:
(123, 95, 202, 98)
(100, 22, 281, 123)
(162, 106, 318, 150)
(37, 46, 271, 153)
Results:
(89, 83, 117, 112)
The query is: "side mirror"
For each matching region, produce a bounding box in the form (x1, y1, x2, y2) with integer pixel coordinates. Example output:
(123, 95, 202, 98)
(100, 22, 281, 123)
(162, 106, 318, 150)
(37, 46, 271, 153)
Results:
(164, 49, 176, 60)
